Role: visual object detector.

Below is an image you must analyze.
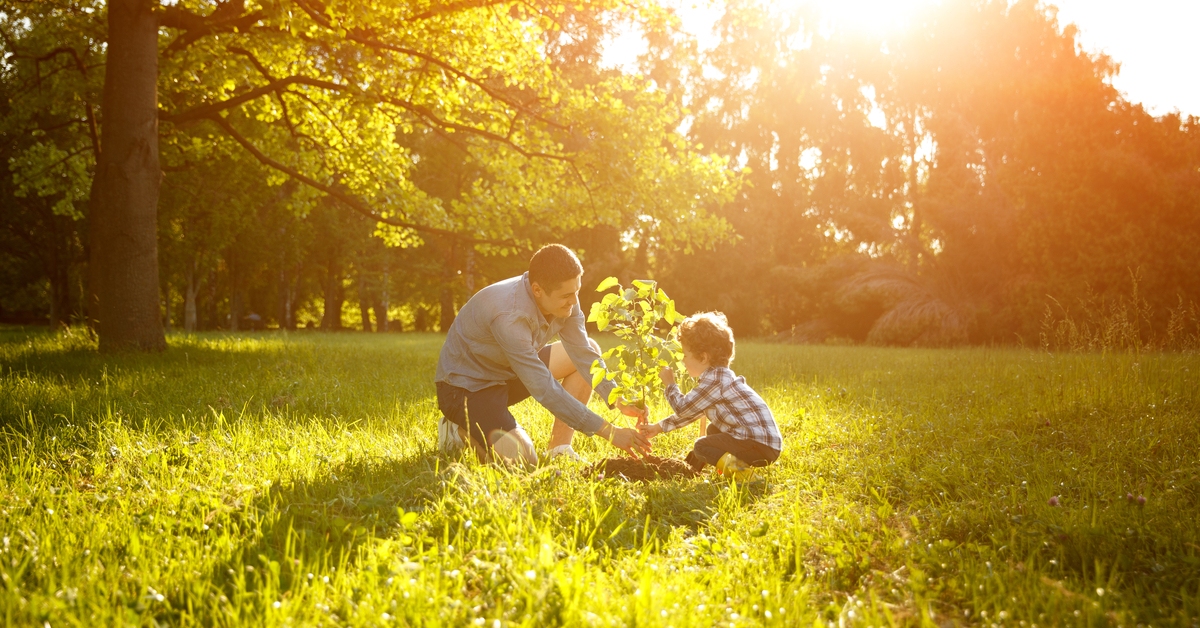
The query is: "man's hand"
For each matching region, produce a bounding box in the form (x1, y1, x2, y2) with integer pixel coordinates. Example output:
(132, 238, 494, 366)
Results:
(616, 400, 648, 424)
(659, 366, 676, 387)
(607, 425, 651, 457)
(637, 421, 664, 439)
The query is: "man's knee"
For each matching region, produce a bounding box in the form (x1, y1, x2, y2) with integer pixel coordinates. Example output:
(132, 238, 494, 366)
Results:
(490, 427, 538, 468)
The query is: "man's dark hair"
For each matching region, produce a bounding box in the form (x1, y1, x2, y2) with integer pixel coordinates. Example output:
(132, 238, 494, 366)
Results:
(529, 244, 583, 292)
(679, 311, 736, 368)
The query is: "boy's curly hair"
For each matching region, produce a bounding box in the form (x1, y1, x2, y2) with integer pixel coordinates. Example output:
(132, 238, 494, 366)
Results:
(679, 311, 736, 368)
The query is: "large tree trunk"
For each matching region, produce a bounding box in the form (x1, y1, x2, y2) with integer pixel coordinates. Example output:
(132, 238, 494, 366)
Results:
(88, 0, 165, 351)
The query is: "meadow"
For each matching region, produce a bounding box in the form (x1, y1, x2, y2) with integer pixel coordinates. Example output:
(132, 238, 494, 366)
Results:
(1, 328, 1198, 626)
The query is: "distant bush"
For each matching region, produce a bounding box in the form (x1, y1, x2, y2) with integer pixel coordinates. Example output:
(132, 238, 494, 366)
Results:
(1040, 270, 1200, 353)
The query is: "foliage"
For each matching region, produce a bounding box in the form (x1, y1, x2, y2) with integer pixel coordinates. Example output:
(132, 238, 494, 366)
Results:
(3, 331, 1200, 624)
(587, 277, 686, 409)
(659, 0, 1200, 343)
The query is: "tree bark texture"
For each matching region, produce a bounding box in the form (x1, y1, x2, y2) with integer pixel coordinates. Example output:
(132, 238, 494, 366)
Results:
(89, 0, 165, 351)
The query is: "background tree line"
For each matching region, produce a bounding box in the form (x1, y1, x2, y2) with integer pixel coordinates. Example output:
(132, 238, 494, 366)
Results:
(2, 0, 1198, 345)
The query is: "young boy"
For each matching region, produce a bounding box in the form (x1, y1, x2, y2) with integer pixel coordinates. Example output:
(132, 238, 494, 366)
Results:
(638, 312, 782, 477)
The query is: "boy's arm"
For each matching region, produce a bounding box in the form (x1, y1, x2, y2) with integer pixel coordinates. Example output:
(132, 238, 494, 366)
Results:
(658, 374, 721, 433)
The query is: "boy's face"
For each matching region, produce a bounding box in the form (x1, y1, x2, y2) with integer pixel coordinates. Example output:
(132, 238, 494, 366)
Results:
(681, 347, 711, 379)
(531, 274, 582, 319)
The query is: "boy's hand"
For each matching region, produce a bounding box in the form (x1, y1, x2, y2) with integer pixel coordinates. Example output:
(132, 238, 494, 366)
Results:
(637, 422, 664, 439)
(659, 367, 676, 387)
(616, 400, 648, 423)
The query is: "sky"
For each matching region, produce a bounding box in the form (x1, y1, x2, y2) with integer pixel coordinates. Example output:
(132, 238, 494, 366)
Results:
(1051, 0, 1200, 118)
(603, 0, 1200, 118)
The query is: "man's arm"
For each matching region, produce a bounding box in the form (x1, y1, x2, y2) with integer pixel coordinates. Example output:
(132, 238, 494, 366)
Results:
(558, 307, 616, 406)
(492, 314, 606, 435)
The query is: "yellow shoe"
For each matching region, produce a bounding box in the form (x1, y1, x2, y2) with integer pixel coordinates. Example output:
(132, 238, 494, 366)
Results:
(715, 453, 757, 482)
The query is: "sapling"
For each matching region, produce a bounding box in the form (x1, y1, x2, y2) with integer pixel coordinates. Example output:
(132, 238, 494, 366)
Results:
(587, 277, 687, 419)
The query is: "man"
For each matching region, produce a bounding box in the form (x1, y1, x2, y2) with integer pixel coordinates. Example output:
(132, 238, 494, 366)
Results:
(434, 244, 650, 465)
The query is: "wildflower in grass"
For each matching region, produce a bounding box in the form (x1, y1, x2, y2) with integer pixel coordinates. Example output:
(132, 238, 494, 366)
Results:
(1048, 496, 1060, 506)
(1137, 495, 1146, 506)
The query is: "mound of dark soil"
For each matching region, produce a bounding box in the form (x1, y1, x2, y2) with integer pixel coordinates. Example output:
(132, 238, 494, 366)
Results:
(587, 455, 698, 482)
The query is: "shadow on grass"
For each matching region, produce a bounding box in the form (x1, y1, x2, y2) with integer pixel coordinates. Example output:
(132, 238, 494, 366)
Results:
(163, 451, 443, 621)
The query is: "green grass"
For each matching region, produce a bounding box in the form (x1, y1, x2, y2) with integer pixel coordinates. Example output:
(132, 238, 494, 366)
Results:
(2, 328, 1199, 626)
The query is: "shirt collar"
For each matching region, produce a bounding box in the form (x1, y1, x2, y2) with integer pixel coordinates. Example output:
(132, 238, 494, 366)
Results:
(520, 272, 550, 328)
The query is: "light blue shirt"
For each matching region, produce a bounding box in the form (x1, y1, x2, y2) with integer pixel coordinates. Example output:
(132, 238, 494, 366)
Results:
(434, 272, 615, 435)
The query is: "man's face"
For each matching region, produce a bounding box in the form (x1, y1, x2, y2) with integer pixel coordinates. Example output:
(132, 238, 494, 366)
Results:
(532, 274, 582, 319)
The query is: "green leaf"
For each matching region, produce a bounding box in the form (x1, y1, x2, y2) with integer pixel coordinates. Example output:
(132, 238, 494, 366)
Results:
(595, 276, 620, 292)
(591, 367, 604, 389)
(632, 279, 656, 291)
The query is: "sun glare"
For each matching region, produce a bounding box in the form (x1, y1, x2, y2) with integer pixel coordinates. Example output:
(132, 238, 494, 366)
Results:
(791, 0, 939, 36)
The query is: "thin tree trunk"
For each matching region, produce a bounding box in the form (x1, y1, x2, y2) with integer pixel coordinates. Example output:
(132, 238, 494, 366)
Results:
(359, 297, 372, 331)
(465, 248, 476, 295)
(88, 0, 165, 351)
(377, 265, 389, 332)
(48, 260, 71, 330)
(439, 287, 455, 332)
(439, 241, 457, 332)
(184, 259, 198, 332)
(162, 283, 172, 332)
(228, 250, 241, 331)
(278, 266, 291, 331)
(357, 270, 373, 331)
(321, 263, 344, 330)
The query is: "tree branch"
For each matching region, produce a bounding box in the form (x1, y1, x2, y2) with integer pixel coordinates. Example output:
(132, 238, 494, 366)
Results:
(161, 75, 350, 124)
(291, 0, 565, 131)
(159, 2, 266, 54)
(207, 114, 509, 245)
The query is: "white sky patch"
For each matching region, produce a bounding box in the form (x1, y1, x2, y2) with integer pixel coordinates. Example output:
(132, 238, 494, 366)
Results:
(603, 0, 1200, 118)
(860, 85, 887, 130)
(1050, 0, 1200, 118)
(799, 146, 822, 174)
(601, 0, 722, 72)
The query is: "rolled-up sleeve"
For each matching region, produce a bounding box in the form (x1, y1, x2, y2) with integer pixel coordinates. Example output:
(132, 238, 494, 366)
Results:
(492, 314, 606, 435)
(558, 308, 616, 407)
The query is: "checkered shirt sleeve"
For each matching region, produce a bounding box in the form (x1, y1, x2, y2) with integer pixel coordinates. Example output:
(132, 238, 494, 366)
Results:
(659, 367, 782, 451)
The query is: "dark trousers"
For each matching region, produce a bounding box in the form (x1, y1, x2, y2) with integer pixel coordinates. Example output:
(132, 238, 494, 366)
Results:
(685, 424, 780, 470)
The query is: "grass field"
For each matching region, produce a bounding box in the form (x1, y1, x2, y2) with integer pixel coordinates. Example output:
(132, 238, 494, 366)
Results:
(2, 328, 1199, 626)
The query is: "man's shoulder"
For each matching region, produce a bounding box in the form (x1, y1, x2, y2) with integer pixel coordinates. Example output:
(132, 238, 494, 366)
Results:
(468, 275, 535, 319)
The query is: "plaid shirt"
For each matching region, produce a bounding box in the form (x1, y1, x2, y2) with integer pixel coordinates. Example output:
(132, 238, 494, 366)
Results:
(660, 366, 782, 451)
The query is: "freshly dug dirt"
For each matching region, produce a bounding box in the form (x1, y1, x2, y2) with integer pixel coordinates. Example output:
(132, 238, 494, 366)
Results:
(587, 455, 698, 482)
